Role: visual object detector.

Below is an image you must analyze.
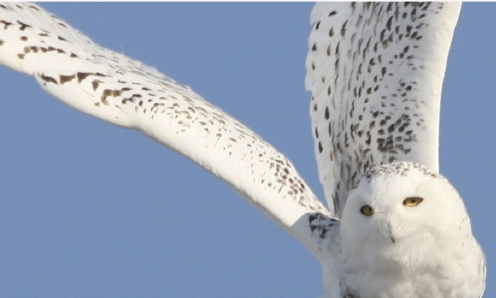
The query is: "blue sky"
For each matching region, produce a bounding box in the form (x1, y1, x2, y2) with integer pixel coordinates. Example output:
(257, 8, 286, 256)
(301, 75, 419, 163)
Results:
(0, 3, 494, 297)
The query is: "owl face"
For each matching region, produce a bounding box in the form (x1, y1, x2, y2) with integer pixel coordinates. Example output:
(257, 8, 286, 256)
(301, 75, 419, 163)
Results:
(339, 162, 468, 270)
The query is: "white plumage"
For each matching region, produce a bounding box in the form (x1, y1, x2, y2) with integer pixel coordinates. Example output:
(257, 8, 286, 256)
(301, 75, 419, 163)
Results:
(0, 2, 486, 297)
(305, 4, 485, 296)
(0, 2, 333, 258)
(306, 3, 456, 216)
(339, 162, 485, 297)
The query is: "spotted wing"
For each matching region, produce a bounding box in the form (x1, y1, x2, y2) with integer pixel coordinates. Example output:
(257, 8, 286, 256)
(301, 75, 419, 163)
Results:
(305, 3, 461, 217)
(0, 2, 337, 257)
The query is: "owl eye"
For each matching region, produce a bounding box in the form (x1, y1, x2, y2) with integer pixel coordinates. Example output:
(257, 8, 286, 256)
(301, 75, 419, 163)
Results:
(360, 205, 374, 216)
(403, 197, 424, 207)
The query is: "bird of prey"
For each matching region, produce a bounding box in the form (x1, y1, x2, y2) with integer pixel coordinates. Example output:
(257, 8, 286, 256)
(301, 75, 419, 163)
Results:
(0, 2, 486, 297)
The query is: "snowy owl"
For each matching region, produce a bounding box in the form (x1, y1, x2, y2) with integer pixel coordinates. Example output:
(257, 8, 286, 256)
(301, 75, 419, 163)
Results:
(0, 2, 486, 297)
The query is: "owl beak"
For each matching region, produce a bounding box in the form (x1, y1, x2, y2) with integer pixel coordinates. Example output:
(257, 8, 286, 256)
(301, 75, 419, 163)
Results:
(379, 213, 396, 244)
(387, 223, 396, 244)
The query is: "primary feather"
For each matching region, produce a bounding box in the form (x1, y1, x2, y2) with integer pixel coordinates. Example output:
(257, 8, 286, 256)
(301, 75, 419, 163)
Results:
(306, 2, 460, 217)
(0, 2, 336, 259)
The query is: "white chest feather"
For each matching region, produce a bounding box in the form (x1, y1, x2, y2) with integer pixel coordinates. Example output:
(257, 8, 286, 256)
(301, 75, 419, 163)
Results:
(340, 232, 484, 298)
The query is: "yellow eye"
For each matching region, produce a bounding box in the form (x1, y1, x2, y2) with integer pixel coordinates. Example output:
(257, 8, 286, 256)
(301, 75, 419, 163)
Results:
(360, 205, 374, 216)
(403, 197, 424, 207)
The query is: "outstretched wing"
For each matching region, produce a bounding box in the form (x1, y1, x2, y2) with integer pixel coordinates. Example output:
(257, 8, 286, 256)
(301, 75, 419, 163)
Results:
(305, 3, 461, 217)
(0, 3, 336, 257)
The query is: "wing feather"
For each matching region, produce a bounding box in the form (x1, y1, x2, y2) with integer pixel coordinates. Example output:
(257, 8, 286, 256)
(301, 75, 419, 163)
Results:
(306, 2, 461, 217)
(0, 2, 337, 258)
